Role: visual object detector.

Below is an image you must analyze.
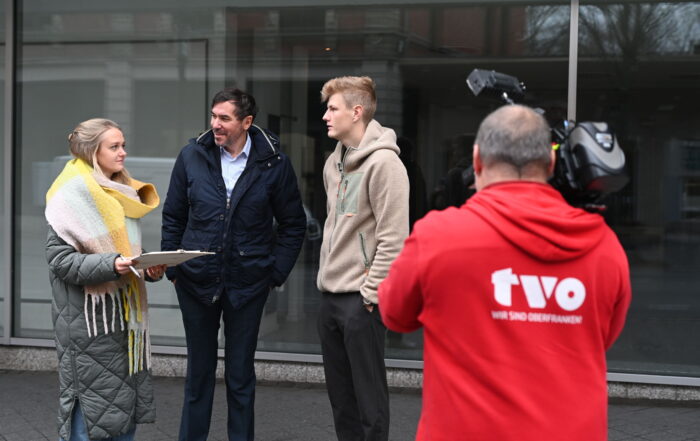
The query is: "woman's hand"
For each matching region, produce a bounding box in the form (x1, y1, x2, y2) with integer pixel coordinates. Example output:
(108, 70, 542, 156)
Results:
(146, 264, 167, 280)
(114, 256, 135, 275)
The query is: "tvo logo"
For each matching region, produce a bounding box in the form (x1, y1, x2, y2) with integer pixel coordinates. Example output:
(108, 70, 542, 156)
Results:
(491, 268, 586, 311)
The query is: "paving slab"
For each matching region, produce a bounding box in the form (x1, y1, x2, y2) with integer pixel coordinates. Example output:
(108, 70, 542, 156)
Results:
(1, 370, 698, 440)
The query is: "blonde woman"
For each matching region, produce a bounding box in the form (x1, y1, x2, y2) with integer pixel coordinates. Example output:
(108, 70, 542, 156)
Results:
(45, 118, 166, 441)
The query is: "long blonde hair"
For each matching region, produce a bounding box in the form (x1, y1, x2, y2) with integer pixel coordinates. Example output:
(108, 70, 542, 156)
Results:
(68, 118, 131, 184)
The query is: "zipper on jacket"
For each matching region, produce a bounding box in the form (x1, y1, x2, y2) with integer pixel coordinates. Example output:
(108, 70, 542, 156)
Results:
(328, 146, 352, 253)
(219, 160, 254, 302)
(219, 176, 235, 304)
(340, 179, 349, 212)
(221, 191, 234, 301)
(359, 232, 370, 275)
(223, 165, 251, 232)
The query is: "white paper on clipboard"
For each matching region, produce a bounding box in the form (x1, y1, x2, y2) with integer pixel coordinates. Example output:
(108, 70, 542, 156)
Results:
(130, 250, 215, 269)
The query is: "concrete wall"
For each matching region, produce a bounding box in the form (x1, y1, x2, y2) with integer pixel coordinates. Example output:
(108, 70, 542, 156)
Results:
(2, 345, 699, 402)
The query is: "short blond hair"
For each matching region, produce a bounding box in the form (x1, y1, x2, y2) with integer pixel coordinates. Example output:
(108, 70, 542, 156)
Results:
(68, 118, 131, 184)
(321, 76, 377, 124)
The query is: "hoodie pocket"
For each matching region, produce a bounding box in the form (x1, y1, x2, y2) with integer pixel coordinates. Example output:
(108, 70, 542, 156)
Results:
(336, 172, 364, 216)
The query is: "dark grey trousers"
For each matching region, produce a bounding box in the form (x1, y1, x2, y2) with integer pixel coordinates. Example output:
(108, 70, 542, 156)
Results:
(318, 292, 390, 441)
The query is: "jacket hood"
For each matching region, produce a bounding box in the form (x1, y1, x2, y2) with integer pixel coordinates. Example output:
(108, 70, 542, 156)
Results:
(341, 120, 400, 170)
(466, 181, 607, 262)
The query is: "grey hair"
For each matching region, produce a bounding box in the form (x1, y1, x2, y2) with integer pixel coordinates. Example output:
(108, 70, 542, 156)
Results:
(68, 118, 130, 184)
(475, 104, 552, 174)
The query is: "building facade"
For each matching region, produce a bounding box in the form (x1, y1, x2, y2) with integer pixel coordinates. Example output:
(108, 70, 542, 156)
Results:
(2, 0, 700, 387)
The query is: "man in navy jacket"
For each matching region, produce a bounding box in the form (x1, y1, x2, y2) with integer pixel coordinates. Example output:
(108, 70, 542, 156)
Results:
(162, 88, 306, 441)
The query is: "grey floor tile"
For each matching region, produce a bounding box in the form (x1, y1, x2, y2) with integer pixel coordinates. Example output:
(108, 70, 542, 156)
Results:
(1, 370, 699, 441)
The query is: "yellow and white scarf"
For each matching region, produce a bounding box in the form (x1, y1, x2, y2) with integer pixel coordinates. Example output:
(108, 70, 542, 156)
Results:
(45, 158, 160, 374)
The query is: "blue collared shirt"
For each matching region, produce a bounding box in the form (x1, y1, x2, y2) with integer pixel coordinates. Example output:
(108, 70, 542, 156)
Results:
(220, 134, 251, 199)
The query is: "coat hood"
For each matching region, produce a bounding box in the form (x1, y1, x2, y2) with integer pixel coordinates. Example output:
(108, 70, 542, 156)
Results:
(340, 119, 400, 170)
(466, 181, 607, 262)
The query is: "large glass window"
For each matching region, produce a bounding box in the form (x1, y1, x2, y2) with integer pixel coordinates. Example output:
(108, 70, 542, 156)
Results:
(14, 2, 570, 359)
(226, 3, 571, 359)
(12, 1, 700, 379)
(16, 4, 216, 341)
(577, 2, 700, 377)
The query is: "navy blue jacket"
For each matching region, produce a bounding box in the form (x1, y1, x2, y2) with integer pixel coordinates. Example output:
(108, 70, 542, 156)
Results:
(161, 125, 306, 307)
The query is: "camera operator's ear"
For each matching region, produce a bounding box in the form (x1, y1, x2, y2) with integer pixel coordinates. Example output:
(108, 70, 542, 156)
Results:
(472, 144, 483, 175)
(472, 144, 485, 191)
(548, 148, 556, 176)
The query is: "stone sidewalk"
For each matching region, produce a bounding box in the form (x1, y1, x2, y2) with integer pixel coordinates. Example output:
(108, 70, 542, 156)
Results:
(1, 370, 699, 440)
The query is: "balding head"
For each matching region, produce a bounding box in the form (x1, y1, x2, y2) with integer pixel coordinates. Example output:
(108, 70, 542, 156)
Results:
(473, 105, 553, 190)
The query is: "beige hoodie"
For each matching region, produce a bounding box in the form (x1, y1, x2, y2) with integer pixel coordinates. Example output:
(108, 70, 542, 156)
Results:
(317, 119, 410, 304)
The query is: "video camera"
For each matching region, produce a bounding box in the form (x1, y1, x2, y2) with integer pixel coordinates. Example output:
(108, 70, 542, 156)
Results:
(465, 68, 629, 210)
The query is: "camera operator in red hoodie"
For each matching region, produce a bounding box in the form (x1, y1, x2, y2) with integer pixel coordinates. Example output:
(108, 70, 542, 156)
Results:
(378, 104, 631, 441)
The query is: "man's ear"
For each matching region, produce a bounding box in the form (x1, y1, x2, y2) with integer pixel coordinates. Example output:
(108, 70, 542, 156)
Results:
(473, 144, 483, 175)
(548, 148, 556, 176)
(242, 115, 254, 131)
(352, 105, 364, 123)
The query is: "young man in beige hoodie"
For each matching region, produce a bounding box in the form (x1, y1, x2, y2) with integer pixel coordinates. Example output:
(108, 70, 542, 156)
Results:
(317, 76, 410, 441)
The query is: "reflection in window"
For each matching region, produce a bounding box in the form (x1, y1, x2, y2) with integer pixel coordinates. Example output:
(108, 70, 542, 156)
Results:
(580, 3, 700, 57)
(683, 178, 700, 220)
(17, 33, 207, 342)
(230, 3, 570, 360)
(680, 142, 700, 220)
(523, 6, 571, 55)
(11, 2, 575, 360)
(578, 2, 700, 377)
(3, 0, 700, 389)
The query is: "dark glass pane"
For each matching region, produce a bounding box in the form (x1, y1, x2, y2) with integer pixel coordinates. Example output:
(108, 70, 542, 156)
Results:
(229, 3, 570, 359)
(16, 5, 209, 341)
(579, 2, 700, 377)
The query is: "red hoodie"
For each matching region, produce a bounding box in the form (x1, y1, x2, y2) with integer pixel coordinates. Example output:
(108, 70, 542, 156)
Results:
(379, 181, 631, 441)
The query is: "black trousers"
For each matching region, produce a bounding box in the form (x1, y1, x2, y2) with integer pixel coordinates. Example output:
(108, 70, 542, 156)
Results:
(176, 284, 269, 441)
(318, 292, 390, 441)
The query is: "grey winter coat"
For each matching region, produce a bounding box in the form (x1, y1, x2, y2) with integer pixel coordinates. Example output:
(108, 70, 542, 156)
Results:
(46, 226, 155, 440)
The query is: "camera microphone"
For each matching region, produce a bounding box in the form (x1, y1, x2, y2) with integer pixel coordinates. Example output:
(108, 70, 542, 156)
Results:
(466, 69, 525, 103)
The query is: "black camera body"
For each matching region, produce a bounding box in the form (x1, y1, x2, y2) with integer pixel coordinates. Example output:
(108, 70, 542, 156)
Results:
(466, 68, 629, 209)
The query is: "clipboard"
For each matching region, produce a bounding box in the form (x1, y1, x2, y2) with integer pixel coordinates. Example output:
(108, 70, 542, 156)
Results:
(130, 250, 215, 269)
